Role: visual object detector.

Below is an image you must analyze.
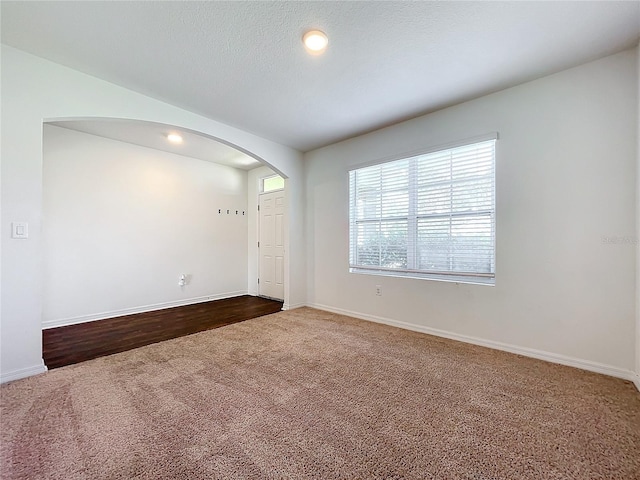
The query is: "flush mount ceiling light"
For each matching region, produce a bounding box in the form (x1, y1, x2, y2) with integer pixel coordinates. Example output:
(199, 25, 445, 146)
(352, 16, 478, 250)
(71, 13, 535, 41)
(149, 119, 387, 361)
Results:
(167, 133, 183, 144)
(303, 30, 328, 55)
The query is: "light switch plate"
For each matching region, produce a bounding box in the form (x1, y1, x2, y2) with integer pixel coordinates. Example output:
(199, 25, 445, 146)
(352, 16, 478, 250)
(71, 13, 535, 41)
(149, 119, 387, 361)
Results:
(11, 222, 29, 239)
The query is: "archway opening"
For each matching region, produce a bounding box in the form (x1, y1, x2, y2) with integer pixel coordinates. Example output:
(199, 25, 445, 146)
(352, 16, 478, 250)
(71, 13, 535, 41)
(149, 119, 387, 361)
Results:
(41, 118, 289, 339)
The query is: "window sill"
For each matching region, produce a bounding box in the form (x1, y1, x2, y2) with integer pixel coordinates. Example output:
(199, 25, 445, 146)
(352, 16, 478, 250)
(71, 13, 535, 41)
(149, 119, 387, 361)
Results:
(349, 268, 495, 286)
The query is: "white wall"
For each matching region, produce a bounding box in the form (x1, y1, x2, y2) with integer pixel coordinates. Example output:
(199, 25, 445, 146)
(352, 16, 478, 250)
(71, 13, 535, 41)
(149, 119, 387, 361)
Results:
(42, 126, 248, 327)
(285, 171, 307, 310)
(636, 43, 640, 386)
(305, 48, 638, 376)
(0, 45, 305, 382)
(247, 165, 277, 297)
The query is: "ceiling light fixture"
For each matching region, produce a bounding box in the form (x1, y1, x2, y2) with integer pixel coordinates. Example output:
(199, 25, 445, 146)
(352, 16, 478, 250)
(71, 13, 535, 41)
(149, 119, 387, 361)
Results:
(167, 133, 183, 144)
(303, 30, 328, 55)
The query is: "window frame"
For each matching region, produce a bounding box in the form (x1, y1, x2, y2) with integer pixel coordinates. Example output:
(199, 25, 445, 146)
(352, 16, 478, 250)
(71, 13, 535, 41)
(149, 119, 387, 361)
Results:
(348, 133, 497, 286)
(261, 174, 285, 193)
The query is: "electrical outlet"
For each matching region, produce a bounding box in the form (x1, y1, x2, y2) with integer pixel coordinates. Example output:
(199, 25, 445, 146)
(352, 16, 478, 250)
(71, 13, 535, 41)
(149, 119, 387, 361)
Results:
(375, 285, 382, 296)
(11, 222, 28, 239)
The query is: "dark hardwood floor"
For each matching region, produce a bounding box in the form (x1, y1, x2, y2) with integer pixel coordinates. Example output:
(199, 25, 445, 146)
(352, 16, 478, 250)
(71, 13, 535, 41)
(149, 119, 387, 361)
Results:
(43, 295, 283, 369)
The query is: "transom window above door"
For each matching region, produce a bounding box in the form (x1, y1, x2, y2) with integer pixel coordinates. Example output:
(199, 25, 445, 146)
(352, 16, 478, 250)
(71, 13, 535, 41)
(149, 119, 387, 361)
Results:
(261, 175, 285, 193)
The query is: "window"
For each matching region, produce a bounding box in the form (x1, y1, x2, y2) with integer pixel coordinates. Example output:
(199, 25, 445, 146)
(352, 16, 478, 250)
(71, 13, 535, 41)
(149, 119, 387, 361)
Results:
(261, 175, 285, 193)
(349, 136, 496, 285)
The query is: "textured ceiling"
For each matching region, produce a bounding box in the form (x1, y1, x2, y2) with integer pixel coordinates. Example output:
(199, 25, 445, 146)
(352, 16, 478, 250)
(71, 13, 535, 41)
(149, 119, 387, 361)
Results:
(2, 1, 639, 152)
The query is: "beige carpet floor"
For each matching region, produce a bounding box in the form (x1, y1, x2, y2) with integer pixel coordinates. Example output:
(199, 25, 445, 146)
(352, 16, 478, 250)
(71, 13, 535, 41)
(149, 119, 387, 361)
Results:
(1, 307, 639, 479)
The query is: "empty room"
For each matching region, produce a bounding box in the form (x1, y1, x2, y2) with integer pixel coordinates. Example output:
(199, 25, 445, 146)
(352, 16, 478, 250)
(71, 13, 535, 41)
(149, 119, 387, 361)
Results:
(1, 1, 639, 479)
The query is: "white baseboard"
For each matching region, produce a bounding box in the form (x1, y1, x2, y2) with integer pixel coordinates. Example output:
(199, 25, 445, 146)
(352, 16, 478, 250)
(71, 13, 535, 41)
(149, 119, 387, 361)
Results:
(282, 302, 306, 311)
(42, 291, 248, 329)
(308, 303, 639, 389)
(1, 361, 47, 384)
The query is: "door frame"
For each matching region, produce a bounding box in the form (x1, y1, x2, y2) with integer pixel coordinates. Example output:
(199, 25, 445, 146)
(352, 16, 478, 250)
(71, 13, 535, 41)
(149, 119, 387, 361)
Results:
(248, 169, 287, 304)
(258, 187, 285, 301)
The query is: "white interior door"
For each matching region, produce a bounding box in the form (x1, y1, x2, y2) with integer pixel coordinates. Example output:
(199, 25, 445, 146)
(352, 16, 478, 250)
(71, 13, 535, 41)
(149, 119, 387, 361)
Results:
(259, 190, 285, 300)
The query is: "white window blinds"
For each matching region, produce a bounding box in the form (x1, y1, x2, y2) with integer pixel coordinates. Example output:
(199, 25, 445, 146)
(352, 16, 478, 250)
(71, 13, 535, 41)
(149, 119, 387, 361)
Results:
(349, 138, 496, 284)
